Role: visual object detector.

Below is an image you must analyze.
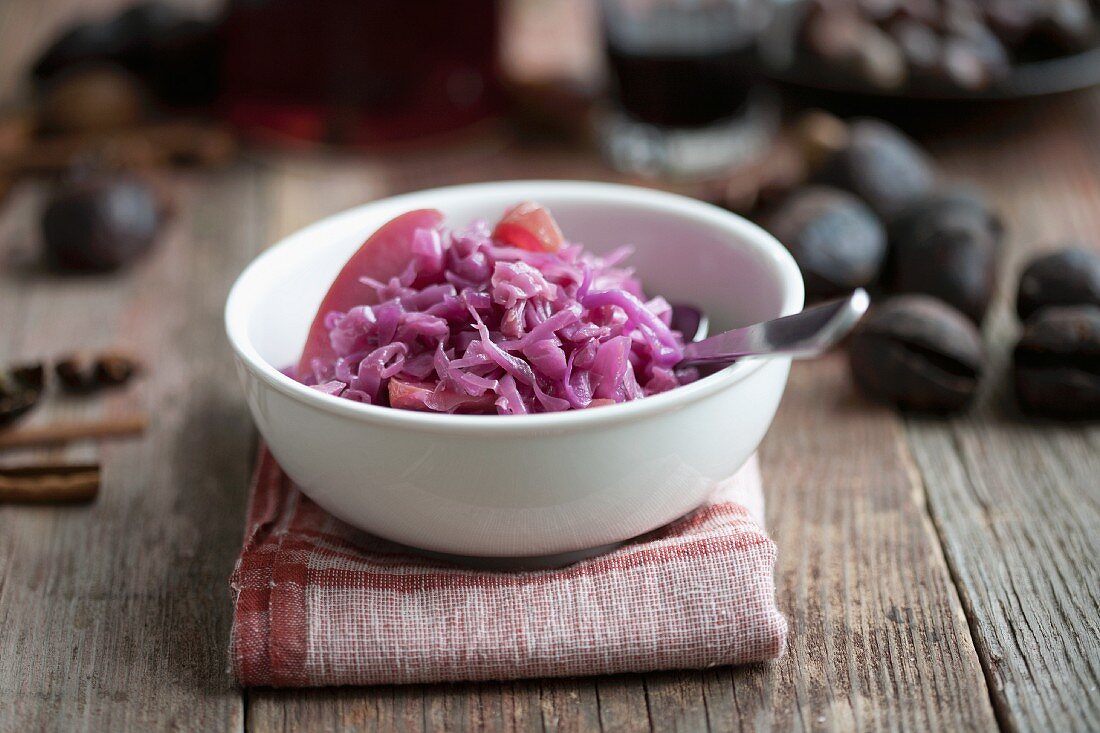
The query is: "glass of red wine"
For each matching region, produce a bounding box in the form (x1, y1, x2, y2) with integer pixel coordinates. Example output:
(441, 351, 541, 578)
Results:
(221, 0, 501, 147)
(599, 0, 776, 178)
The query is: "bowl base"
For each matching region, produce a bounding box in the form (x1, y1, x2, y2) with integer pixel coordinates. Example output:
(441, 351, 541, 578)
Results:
(411, 541, 625, 570)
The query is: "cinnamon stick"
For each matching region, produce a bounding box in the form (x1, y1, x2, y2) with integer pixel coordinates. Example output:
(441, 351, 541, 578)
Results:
(0, 412, 147, 450)
(0, 463, 99, 503)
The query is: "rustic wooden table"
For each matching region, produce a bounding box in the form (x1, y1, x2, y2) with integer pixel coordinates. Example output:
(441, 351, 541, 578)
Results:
(2, 1, 1099, 731)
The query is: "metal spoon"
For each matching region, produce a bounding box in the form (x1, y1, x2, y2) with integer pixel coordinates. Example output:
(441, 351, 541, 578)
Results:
(673, 289, 870, 368)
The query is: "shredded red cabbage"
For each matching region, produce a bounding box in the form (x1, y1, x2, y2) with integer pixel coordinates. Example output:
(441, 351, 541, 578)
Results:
(302, 216, 695, 414)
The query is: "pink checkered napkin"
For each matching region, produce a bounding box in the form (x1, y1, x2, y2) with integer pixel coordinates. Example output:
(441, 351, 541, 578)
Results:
(229, 449, 787, 687)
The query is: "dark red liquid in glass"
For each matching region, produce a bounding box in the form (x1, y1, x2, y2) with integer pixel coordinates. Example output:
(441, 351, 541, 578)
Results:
(605, 40, 754, 129)
(222, 0, 500, 146)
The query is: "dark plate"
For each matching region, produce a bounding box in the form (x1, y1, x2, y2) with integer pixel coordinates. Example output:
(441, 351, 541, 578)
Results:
(755, 1, 1100, 102)
(760, 46, 1100, 101)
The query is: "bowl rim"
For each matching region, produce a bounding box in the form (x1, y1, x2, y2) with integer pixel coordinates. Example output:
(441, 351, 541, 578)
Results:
(225, 180, 804, 435)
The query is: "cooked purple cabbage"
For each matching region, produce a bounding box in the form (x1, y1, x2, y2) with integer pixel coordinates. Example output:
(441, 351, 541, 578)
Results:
(302, 217, 693, 414)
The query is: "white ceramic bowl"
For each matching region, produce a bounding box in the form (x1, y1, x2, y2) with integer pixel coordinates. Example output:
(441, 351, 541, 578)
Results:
(226, 181, 803, 558)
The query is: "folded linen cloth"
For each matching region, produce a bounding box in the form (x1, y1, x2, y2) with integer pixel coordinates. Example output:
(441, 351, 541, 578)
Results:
(229, 449, 787, 687)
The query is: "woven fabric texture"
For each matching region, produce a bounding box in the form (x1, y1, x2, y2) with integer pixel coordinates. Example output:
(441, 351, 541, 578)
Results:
(229, 450, 787, 687)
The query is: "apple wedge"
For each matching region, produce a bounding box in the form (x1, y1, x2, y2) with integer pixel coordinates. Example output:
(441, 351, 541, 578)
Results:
(296, 209, 444, 379)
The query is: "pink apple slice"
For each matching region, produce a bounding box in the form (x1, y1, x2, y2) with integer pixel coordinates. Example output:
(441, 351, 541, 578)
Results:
(388, 378, 497, 413)
(491, 202, 564, 253)
(296, 208, 444, 379)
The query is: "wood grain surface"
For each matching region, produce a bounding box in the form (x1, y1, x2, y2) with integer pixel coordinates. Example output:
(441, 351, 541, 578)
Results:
(1, 0, 1099, 731)
(906, 98, 1100, 733)
(0, 171, 261, 730)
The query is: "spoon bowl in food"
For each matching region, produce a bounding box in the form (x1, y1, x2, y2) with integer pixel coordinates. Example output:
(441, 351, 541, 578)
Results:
(225, 181, 803, 558)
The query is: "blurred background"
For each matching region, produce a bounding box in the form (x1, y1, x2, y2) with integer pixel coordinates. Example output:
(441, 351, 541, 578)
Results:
(3, 0, 1100, 412)
(5, 0, 1100, 204)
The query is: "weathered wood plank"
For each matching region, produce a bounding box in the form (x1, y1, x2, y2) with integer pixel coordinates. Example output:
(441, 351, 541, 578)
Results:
(0, 3, 251, 729)
(753, 353, 996, 732)
(593, 676, 649, 732)
(903, 92, 1100, 733)
(0, 167, 262, 731)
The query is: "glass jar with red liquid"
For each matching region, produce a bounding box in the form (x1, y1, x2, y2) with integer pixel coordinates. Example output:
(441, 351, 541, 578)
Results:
(222, 0, 501, 147)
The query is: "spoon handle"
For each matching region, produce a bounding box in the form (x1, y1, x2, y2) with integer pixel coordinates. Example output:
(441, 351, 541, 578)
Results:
(678, 289, 870, 367)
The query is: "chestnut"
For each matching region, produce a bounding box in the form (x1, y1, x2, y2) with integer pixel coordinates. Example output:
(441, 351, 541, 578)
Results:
(42, 173, 162, 272)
